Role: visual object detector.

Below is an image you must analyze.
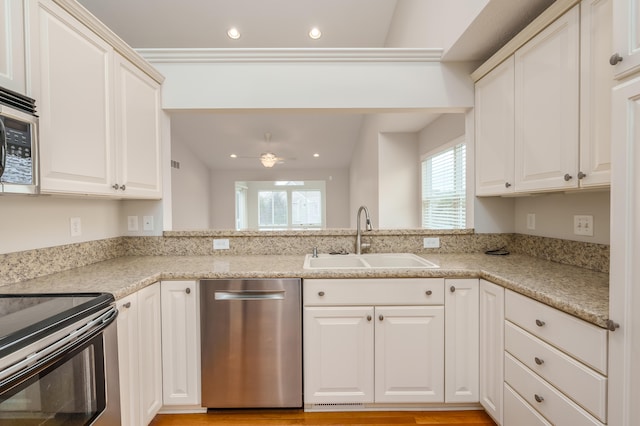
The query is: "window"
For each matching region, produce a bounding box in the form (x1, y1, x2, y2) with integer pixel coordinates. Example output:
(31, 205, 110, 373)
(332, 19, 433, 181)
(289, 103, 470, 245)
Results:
(258, 191, 288, 228)
(292, 190, 322, 226)
(421, 139, 466, 229)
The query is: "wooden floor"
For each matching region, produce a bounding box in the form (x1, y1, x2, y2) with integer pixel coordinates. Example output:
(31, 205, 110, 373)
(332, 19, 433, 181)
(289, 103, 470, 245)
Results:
(150, 409, 497, 426)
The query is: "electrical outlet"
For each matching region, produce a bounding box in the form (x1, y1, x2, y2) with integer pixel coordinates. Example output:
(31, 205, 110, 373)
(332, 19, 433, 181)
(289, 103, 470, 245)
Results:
(574, 215, 594, 236)
(70, 217, 82, 237)
(127, 216, 139, 231)
(527, 213, 536, 230)
(423, 237, 440, 248)
(143, 216, 154, 231)
(213, 239, 230, 250)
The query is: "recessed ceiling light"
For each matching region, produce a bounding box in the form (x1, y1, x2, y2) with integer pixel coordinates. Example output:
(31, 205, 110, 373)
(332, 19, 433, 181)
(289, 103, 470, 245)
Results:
(227, 27, 241, 40)
(230, 154, 237, 158)
(309, 27, 322, 40)
(313, 153, 320, 158)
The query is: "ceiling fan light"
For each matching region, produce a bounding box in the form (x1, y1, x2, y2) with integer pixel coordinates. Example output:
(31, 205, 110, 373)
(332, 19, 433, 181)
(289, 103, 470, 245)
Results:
(260, 153, 278, 168)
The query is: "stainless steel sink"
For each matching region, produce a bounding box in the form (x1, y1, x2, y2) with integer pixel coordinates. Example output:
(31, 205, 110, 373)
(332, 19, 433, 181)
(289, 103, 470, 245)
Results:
(303, 253, 438, 269)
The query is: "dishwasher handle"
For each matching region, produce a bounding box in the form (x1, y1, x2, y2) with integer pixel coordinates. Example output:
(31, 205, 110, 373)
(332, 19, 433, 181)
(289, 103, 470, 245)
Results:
(214, 290, 285, 301)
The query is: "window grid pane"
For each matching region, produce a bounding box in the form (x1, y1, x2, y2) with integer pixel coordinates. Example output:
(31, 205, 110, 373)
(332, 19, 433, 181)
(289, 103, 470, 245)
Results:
(292, 190, 322, 226)
(258, 191, 288, 227)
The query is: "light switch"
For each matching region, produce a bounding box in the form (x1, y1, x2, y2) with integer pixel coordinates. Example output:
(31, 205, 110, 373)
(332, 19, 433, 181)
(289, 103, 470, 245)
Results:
(213, 239, 230, 250)
(574, 215, 594, 236)
(127, 216, 139, 231)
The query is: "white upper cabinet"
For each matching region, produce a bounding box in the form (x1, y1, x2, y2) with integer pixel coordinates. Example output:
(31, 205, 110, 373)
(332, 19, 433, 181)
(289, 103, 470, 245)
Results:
(475, 57, 515, 196)
(514, 5, 580, 192)
(0, 0, 31, 95)
(37, 0, 116, 195)
(611, 0, 640, 78)
(579, 0, 613, 187)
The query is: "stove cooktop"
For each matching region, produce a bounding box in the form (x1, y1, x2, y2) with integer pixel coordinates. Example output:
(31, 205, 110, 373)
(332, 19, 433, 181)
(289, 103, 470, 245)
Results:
(0, 293, 114, 359)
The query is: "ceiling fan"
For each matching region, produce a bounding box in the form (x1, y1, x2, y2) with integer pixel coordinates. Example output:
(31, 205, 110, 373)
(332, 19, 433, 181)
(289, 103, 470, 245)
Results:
(232, 133, 294, 168)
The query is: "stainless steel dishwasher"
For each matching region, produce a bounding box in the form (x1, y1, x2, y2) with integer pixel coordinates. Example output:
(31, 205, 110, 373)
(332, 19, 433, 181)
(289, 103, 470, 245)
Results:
(200, 278, 302, 408)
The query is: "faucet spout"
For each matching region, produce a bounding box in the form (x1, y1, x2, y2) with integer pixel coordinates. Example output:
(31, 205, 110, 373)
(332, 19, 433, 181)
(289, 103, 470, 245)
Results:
(356, 205, 372, 255)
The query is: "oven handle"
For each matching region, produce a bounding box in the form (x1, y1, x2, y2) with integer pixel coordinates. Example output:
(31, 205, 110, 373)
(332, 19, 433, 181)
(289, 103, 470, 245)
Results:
(0, 117, 6, 179)
(0, 306, 118, 391)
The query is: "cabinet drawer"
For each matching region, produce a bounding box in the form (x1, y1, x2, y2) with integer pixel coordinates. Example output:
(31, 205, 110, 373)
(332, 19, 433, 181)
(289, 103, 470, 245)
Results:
(504, 383, 552, 426)
(505, 290, 607, 373)
(303, 279, 444, 306)
(505, 353, 604, 426)
(505, 322, 607, 422)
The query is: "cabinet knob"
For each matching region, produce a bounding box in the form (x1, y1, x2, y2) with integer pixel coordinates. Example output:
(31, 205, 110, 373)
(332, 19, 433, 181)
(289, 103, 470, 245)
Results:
(610, 53, 623, 65)
(425, 290, 433, 296)
(564, 173, 573, 181)
(505, 182, 512, 188)
(120, 184, 126, 191)
(122, 302, 131, 309)
(185, 287, 191, 294)
(578, 171, 587, 180)
(379, 314, 384, 321)
(367, 315, 372, 322)
(535, 319, 545, 327)
(534, 394, 544, 403)
(112, 183, 120, 190)
(607, 319, 620, 332)
(450, 286, 456, 293)
(318, 291, 325, 297)
(534, 357, 544, 365)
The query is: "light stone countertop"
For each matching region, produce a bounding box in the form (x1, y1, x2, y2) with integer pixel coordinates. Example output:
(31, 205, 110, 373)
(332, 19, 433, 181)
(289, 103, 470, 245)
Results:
(0, 253, 609, 328)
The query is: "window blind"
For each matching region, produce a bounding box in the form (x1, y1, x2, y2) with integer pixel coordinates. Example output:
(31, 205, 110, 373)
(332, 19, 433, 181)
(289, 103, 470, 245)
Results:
(422, 142, 466, 229)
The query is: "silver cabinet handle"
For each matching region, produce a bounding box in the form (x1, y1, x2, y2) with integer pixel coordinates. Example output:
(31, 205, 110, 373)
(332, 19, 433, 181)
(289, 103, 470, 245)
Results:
(534, 394, 544, 403)
(536, 319, 545, 327)
(185, 287, 191, 294)
(318, 291, 325, 297)
(120, 184, 126, 191)
(610, 53, 623, 65)
(122, 302, 131, 309)
(578, 171, 587, 179)
(425, 290, 432, 296)
(112, 183, 120, 190)
(564, 173, 573, 181)
(607, 320, 620, 332)
(450, 286, 456, 293)
(379, 314, 384, 321)
(505, 182, 512, 188)
(367, 315, 372, 322)
(535, 357, 544, 365)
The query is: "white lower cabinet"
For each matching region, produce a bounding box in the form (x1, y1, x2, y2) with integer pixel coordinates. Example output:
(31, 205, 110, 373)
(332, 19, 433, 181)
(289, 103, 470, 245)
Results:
(444, 279, 479, 403)
(117, 282, 162, 426)
(160, 280, 202, 410)
(479, 280, 504, 425)
(303, 278, 445, 405)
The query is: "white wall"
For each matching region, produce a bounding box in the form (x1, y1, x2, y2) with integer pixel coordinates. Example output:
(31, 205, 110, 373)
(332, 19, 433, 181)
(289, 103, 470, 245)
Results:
(349, 116, 382, 227)
(514, 191, 610, 244)
(378, 132, 420, 228)
(170, 138, 212, 229)
(209, 168, 350, 230)
(0, 197, 121, 254)
(419, 114, 466, 154)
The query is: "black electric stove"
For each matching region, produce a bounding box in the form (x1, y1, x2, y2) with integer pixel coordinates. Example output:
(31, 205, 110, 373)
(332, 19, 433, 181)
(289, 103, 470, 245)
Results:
(0, 293, 115, 359)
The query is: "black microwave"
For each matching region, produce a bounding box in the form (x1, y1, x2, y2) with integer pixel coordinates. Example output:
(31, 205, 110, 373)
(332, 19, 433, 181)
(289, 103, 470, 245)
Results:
(0, 87, 38, 195)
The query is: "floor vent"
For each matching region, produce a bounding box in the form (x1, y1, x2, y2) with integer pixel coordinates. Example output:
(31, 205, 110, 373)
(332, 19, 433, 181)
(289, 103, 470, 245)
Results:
(310, 403, 366, 411)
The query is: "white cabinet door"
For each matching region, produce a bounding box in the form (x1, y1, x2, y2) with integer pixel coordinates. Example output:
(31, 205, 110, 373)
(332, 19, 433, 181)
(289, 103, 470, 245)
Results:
(36, 0, 116, 195)
(303, 306, 374, 404)
(479, 280, 504, 425)
(609, 74, 640, 426)
(0, 0, 27, 94)
(161, 280, 201, 408)
(137, 283, 163, 425)
(114, 53, 162, 198)
(475, 57, 515, 196)
(580, 0, 613, 188)
(116, 293, 139, 426)
(374, 305, 444, 403)
(514, 5, 580, 192)
(444, 279, 479, 403)
(611, 0, 640, 78)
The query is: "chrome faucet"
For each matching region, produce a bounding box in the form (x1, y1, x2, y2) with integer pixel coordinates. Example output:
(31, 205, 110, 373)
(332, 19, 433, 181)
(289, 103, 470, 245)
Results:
(356, 205, 373, 255)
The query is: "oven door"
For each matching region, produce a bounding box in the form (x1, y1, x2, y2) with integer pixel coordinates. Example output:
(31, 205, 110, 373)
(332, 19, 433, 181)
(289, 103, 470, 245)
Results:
(0, 306, 120, 425)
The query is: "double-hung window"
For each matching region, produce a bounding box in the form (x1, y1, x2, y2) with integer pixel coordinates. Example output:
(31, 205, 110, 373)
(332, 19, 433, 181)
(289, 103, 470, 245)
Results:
(421, 137, 466, 229)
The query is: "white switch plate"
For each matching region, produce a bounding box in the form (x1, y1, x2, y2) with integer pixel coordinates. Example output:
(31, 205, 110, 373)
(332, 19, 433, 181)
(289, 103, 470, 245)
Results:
(127, 216, 139, 231)
(423, 237, 440, 248)
(70, 217, 82, 237)
(574, 215, 594, 236)
(527, 213, 536, 230)
(143, 216, 154, 231)
(213, 239, 230, 250)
